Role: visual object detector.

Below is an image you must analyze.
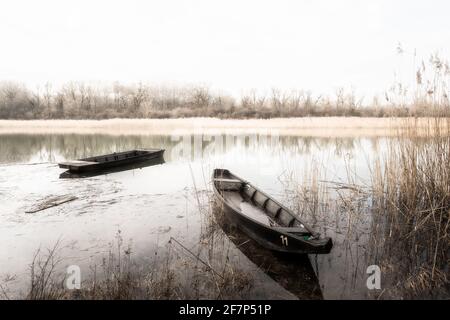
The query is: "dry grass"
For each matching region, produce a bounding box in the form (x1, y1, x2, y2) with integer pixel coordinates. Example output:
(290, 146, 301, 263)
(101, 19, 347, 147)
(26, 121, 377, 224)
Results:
(368, 118, 450, 298)
(279, 118, 449, 299)
(27, 240, 66, 300)
(9, 228, 252, 300)
(0, 117, 449, 137)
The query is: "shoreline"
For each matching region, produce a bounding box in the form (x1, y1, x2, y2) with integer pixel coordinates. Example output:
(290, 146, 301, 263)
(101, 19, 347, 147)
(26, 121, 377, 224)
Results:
(0, 117, 448, 137)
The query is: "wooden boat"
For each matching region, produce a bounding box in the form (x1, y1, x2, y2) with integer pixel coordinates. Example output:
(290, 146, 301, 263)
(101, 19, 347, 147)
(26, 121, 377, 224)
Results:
(58, 149, 164, 174)
(212, 169, 332, 254)
(59, 156, 165, 178)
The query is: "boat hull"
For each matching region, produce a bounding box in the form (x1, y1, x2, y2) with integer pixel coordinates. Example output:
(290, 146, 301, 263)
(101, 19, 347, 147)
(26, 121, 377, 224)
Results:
(213, 169, 332, 255)
(59, 157, 165, 179)
(58, 149, 164, 173)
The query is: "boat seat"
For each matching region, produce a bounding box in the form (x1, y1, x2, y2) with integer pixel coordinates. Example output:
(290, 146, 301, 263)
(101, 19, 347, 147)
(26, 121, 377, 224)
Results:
(214, 178, 245, 191)
(273, 227, 310, 235)
(214, 178, 242, 183)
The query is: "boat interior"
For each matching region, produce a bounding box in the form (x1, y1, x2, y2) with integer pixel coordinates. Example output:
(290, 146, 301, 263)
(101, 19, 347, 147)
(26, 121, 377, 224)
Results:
(213, 169, 311, 236)
(82, 149, 157, 163)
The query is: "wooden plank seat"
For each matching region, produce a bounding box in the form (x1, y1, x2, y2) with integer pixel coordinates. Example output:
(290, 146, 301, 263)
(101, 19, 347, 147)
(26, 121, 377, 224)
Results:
(214, 178, 245, 191)
(58, 160, 98, 169)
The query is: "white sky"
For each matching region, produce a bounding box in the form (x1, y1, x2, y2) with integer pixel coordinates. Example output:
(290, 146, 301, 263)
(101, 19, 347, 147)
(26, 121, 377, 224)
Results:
(0, 0, 448, 98)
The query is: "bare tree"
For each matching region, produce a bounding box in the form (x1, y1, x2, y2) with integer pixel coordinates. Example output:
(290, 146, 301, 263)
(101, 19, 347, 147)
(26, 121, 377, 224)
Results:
(191, 86, 211, 109)
(43, 83, 52, 118)
(130, 83, 148, 114)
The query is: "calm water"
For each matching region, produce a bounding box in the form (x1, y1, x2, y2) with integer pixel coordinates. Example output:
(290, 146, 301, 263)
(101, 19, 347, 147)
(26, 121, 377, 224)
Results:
(0, 132, 386, 299)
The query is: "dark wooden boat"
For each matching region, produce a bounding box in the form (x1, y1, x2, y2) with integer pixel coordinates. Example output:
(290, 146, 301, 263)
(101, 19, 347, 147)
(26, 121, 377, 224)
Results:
(212, 169, 332, 254)
(59, 156, 165, 178)
(58, 149, 164, 174)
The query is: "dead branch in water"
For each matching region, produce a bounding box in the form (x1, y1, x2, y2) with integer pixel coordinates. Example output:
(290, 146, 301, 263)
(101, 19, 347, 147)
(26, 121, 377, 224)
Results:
(25, 195, 78, 213)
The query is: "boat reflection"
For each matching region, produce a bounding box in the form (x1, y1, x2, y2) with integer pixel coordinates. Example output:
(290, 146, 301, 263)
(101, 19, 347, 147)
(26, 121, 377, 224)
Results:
(213, 207, 323, 299)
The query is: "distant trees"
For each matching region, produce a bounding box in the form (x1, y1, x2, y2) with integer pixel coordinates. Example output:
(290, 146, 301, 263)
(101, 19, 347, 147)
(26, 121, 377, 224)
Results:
(0, 82, 233, 119)
(0, 82, 33, 119)
(0, 59, 449, 120)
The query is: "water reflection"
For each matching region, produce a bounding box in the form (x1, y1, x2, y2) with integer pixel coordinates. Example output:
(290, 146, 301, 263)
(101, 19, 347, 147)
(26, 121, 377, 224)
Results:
(0, 133, 376, 164)
(214, 208, 323, 299)
(0, 132, 387, 299)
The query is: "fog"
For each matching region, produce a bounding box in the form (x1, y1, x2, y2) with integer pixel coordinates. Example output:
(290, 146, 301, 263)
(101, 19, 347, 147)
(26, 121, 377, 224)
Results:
(0, 0, 449, 98)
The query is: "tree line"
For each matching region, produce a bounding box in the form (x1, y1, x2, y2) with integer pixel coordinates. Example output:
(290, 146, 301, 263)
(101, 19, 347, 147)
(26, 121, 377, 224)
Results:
(0, 80, 448, 120)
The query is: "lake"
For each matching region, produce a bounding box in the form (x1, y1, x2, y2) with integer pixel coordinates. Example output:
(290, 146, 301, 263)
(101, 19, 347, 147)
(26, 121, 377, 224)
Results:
(0, 118, 442, 299)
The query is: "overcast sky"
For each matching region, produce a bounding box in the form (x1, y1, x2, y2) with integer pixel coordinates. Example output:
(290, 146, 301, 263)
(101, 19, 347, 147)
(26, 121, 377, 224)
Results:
(0, 0, 448, 98)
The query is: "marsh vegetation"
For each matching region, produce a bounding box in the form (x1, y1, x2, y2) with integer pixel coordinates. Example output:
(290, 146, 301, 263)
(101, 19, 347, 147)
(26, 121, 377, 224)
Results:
(280, 118, 449, 299)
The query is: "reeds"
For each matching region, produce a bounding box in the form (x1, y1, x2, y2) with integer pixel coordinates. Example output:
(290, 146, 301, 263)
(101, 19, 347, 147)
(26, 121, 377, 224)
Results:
(369, 118, 450, 298)
(281, 118, 449, 299)
(27, 240, 66, 300)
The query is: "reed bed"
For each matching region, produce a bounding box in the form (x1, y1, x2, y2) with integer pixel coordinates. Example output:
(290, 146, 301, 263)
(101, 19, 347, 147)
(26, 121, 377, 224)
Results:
(280, 118, 449, 299)
(1, 117, 449, 137)
(368, 118, 450, 298)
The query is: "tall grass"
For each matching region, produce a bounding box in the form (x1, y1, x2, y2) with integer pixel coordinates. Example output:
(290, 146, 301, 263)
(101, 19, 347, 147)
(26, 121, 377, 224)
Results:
(27, 240, 66, 300)
(280, 118, 449, 298)
(369, 118, 450, 298)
